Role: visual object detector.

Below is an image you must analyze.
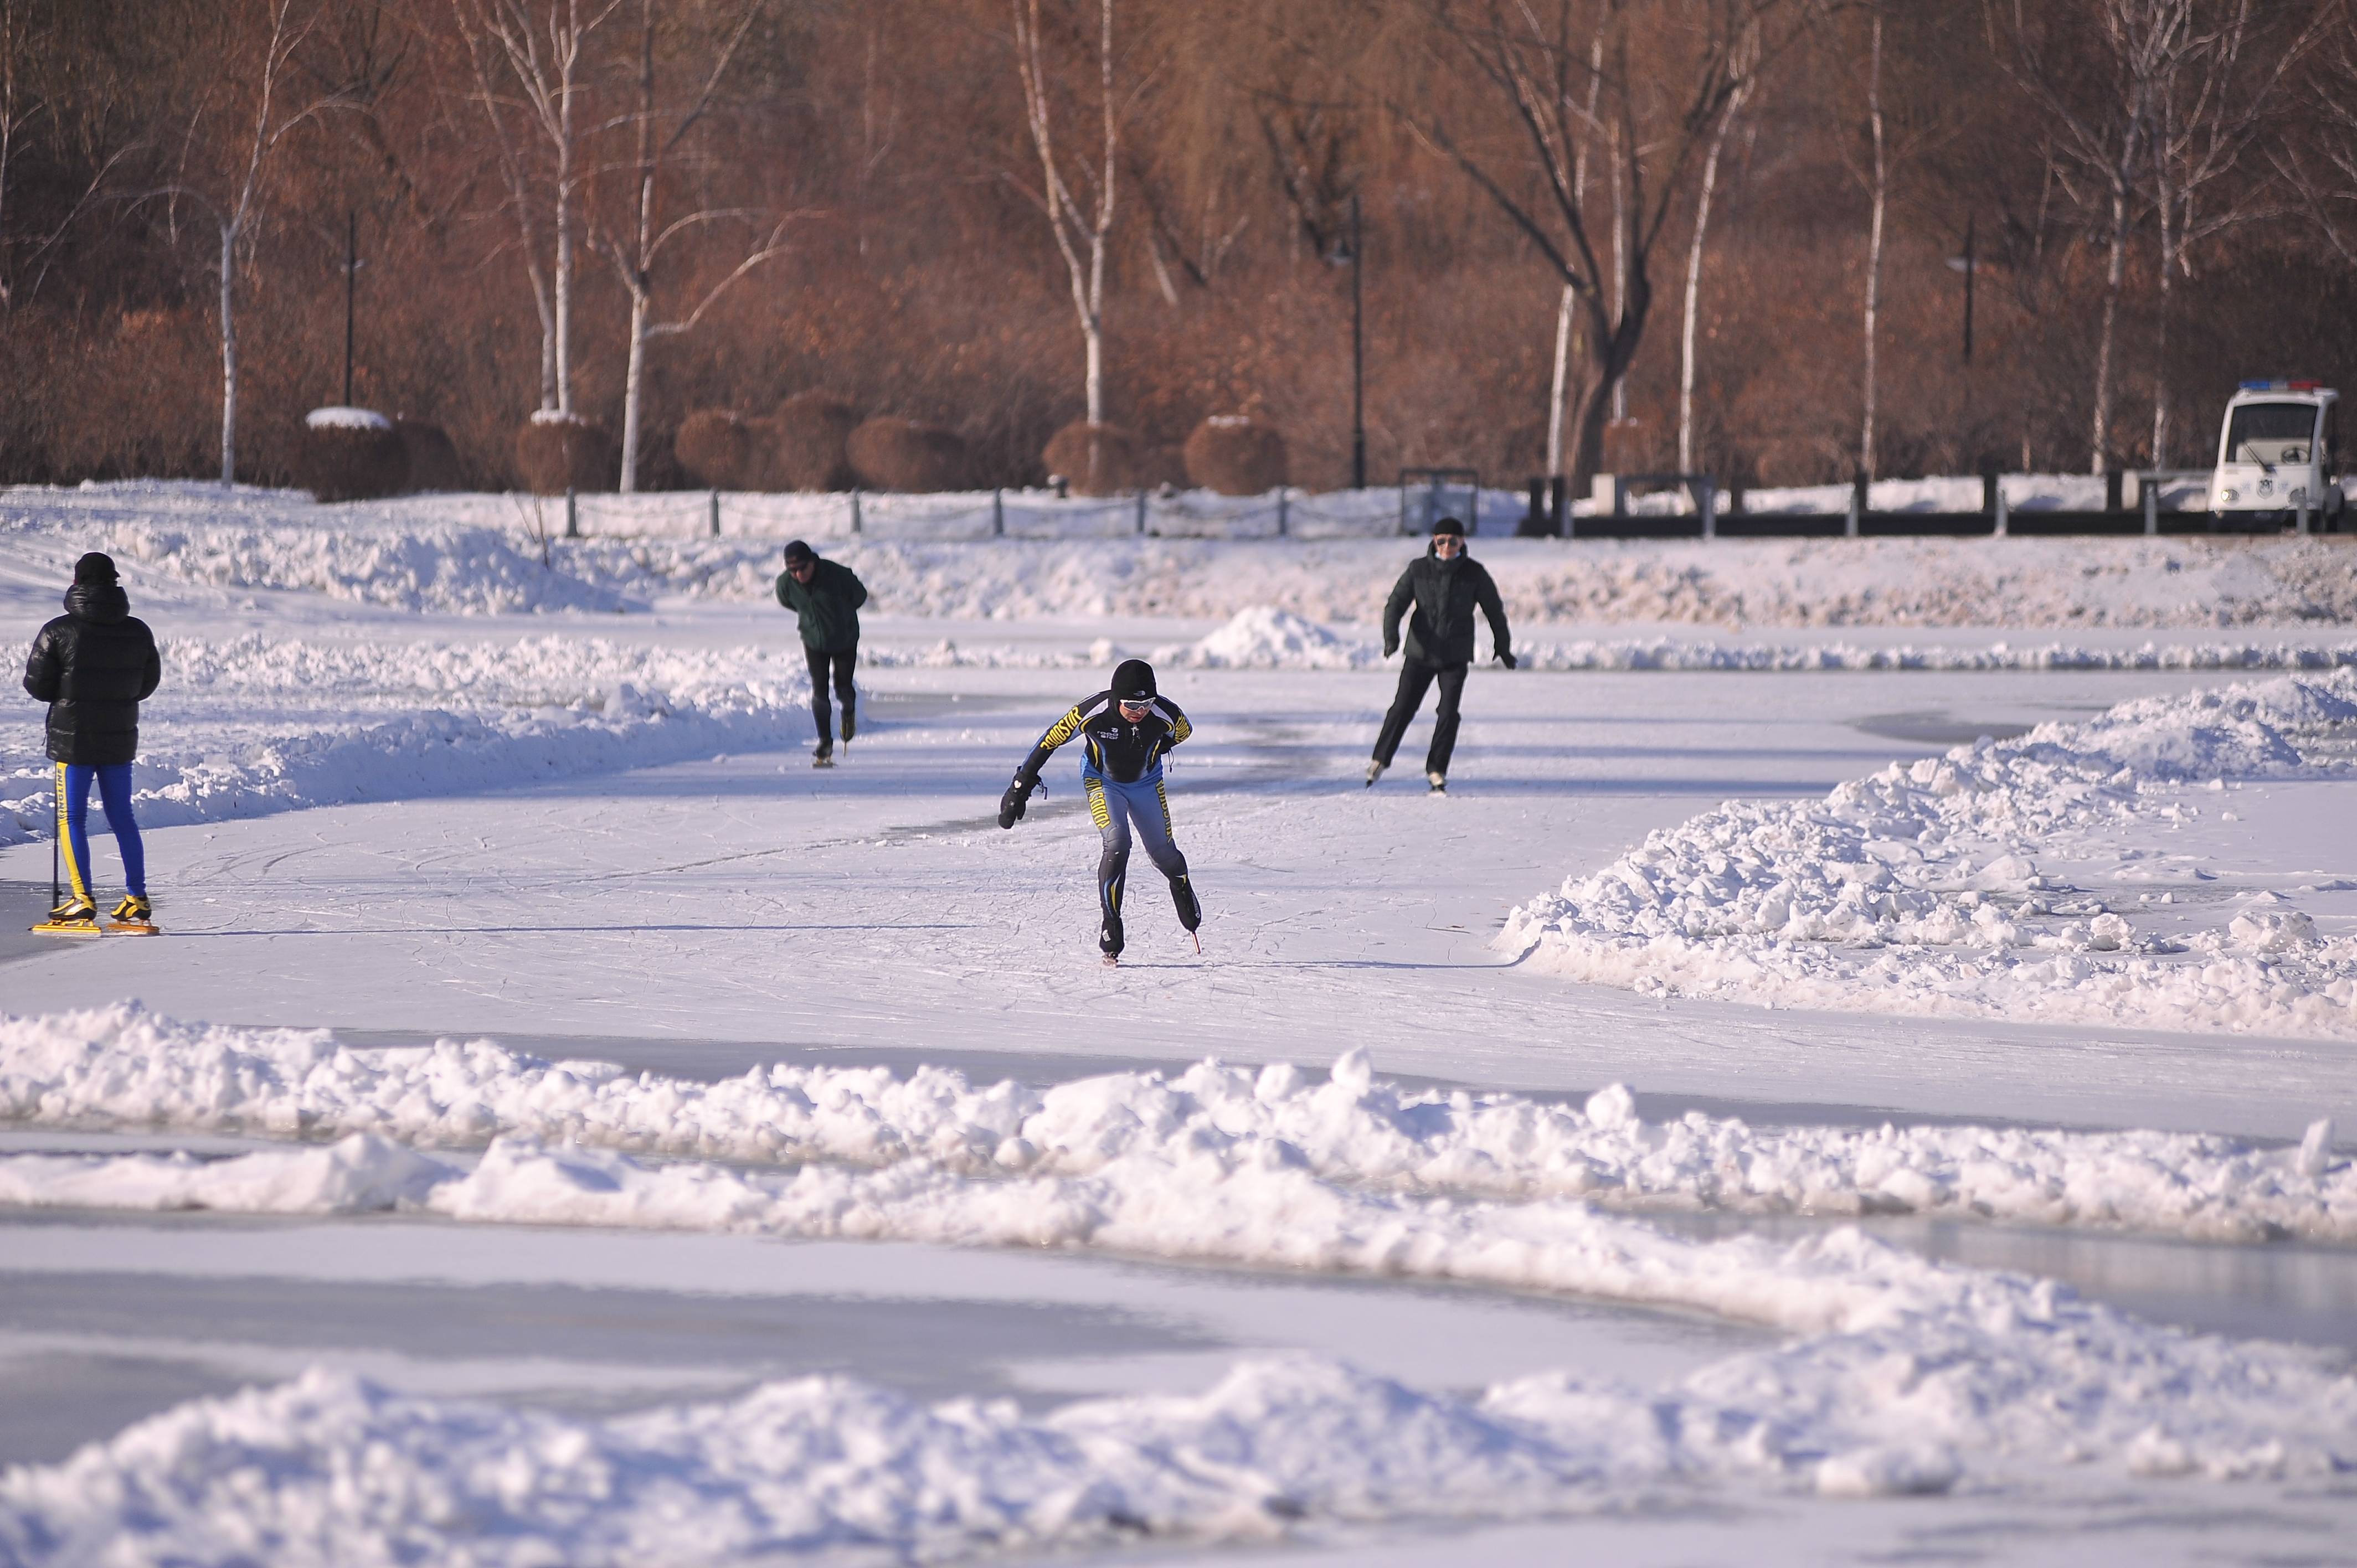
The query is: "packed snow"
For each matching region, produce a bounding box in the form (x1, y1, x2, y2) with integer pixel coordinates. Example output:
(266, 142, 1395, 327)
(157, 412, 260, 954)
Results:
(11, 481, 2357, 625)
(4, 1005, 2349, 1241)
(0, 633, 811, 845)
(300, 408, 392, 432)
(1504, 669, 2357, 1038)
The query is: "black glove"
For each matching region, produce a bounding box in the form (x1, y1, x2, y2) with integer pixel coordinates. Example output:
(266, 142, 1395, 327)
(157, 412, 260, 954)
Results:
(1497, 649, 1517, 670)
(1383, 640, 1399, 659)
(998, 774, 1037, 829)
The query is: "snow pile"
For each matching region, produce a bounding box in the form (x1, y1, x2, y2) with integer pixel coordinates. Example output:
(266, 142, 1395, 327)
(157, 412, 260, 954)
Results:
(1160, 607, 1383, 670)
(5, 1006, 2349, 1239)
(302, 407, 391, 432)
(1502, 670, 2357, 1036)
(13, 484, 2357, 624)
(1, 1132, 2352, 1555)
(0, 634, 810, 843)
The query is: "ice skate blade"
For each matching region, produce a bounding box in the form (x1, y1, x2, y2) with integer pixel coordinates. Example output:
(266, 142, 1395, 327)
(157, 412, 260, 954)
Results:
(106, 921, 162, 936)
(1101, 953, 1120, 968)
(29, 921, 102, 937)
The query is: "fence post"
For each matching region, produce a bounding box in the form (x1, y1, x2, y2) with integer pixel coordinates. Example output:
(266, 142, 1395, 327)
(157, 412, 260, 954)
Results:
(1699, 478, 1717, 541)
(564, 487, 578, 540)
(1136, 491, 1147, 534)
(1844, 484, 1860, 539)
(2144, 480, 2159, 537)
(1994, 483, 2009, 537)
(1277, 489, 1289, 537)
(2299, 496, 2313, 535)
(708, 489, 721, 538)
(850, 487, 862, 535)
(1982, 470, 1999, 517)
(993, 488, 1005, 537)
(2105, 468, 2123, 513)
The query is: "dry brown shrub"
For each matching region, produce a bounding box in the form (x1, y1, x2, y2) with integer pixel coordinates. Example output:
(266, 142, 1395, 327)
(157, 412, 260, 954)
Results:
(766, 391, 860, 489)
(1183, 417, 1287, 495)
(1141, 443, 1189, 491)
(300, 414, 409, 502)
(674, 408, 755, 488)
(1043, 422, 1142, 496)
(848, 415, 967, 492)
(395, 419, 463, 491)
(515, 413, 619, 494)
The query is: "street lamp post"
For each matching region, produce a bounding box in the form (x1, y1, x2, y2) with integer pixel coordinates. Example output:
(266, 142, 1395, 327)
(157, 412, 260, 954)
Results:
(342, 212, 361, 406)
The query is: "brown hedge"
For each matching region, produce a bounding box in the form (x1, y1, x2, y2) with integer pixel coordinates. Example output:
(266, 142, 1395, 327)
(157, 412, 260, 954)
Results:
(394, 418, 462, 492)
(1042, 422, 1143, 496)
(516, 412, 618, 494)
(767, 391, 860, 490)
(674, 408, 755, 489)
(847, 415, 967, 492)
(1183, 417, 1287, 496)
(300, 416, 409, 502)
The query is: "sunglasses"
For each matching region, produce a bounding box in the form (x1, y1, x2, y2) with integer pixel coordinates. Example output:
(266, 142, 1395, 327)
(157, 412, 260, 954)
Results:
(1118, 699, 1151, 715)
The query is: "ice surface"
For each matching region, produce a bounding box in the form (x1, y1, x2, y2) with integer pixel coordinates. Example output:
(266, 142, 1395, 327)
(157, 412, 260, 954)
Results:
(4, 1007, 2351, 1240)
(1505, 669, 2357, 1038)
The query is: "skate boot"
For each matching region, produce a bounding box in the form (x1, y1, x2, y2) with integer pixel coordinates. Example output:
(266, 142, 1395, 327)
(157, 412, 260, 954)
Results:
(1099, 911, 1125, 966)
(1427, 770, 1447, 794)
(1364, 759, 1385, 788)
(841, 706, 856, 745)
(111, 894, 152, 924)
(36, 897, 98, 935)
(1170, 875, 1203, 953)
(814, 742, 835, 768)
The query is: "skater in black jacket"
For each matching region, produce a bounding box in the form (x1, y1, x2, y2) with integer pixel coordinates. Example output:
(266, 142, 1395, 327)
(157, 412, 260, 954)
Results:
(1367, 515, 1514, 792)
(22, 552, 161, 930)
(997, 658, 1202, 963)
(775, 539, 868, 767)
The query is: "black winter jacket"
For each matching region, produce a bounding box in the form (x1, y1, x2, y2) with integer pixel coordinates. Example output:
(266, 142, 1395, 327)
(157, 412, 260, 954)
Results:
(23, 584, 161, 766)
(774, 558, 869, 652)
(1382, 545, 1511, 667)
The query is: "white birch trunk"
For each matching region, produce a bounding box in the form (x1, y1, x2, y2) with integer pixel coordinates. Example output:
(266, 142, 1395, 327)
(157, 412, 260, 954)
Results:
(1680, 89, 1741, 474)
(1547, 285, 1574, 476)
(218, 223, 238, 486)
(1609, 123, 1627, 422)
(2092, 180, 2128, 473)
(554, 53, 575, 419)
(620, 290, 647, 491)
(1861, 14, 1885, 481)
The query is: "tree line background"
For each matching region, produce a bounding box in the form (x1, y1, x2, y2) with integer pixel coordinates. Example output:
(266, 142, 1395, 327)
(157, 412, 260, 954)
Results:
(4, 0, 2354, 496)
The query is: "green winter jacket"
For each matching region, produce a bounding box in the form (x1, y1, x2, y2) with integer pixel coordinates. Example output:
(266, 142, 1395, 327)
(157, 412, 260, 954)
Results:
(774, 558, 869, 652)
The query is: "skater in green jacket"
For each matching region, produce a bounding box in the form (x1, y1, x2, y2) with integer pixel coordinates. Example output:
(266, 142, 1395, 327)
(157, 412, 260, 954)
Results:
(774, 539, 869, 767)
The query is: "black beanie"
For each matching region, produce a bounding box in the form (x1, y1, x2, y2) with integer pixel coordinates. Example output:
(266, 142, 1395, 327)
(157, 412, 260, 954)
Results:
(1429, 515, 1465, 539)
(74, 551, 119, 586)
(783, 540, 816, 566)
(1111, 658, 1156, 702)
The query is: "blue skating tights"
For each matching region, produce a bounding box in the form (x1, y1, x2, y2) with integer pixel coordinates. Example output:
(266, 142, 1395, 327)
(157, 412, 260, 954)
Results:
(55, 761, 146, 904)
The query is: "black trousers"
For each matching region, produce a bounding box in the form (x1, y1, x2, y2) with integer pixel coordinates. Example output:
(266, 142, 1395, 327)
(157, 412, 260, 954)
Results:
(1372, 656, 1468, 776)
(804, 642, 857, 744)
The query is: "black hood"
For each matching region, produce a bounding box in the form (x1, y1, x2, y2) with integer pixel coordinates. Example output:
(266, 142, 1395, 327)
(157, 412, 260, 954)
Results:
(64, 582, 130, 623)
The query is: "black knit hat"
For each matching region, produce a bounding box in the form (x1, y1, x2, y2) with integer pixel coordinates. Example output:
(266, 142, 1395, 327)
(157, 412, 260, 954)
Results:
(1429, 515, 1465, 538)
(1111, 658, 1156, 702)
(782, 539, 816, 566)
(73, 551, 119, 586)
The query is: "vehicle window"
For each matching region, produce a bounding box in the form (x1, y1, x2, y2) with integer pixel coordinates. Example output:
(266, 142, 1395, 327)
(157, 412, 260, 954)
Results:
(2223, 402, 2319, 467)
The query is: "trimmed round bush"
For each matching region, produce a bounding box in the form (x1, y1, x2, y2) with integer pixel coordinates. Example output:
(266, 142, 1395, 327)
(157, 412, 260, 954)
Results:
(674, 408, 755, 489)
(847, 416, 967, 493)
(394, 418, 462, 492)
(515, 411, 618, 494)
(767, 391, 860, 490)
(300, 408, 408, 502)
(1183, 416, 1287, 495)
(1043, 422, 1143, 497)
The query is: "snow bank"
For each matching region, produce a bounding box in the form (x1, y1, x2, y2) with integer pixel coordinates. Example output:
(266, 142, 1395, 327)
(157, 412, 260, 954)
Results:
(12, 483, 2357, 625)
(1160, 608, 2357, 673)
(5, 1005, 2349, 1240)
(1503, 670, 2357, 1038)
(0, 634, 810, 844)
(301, 407, 391, 432)
(1, 1132, 2352, 1565)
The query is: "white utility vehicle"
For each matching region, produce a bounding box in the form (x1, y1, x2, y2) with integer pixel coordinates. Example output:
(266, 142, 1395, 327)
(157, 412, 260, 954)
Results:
(2209, 380, 2344, 528)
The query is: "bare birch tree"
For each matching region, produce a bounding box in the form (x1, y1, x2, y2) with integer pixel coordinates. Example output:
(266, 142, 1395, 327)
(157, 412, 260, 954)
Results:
(1985, 0, 2183, 473)
(1386, 0, 1794, 494)
(452, 0, 624, 417)
(1679, 30, 1752, 474)
(1011, 0, 1119, 427)
(138, 0, 344, 485)
(589, 0, 793, 491)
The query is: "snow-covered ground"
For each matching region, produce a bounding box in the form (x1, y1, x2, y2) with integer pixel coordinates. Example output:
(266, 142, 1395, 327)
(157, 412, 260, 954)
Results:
(2, 483, 2355, 1566)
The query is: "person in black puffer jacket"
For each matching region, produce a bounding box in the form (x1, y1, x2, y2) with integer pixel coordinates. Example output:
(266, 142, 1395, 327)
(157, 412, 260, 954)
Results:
(22, 552, 161, 926)
(774, 539, 869, 767)
(1366, 515, 1514, 792)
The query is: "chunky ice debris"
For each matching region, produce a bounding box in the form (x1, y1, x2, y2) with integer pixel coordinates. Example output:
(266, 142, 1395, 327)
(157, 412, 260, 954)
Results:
(1502, 670, 2357, 1039)
(4, 1005, 2349, 1240)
